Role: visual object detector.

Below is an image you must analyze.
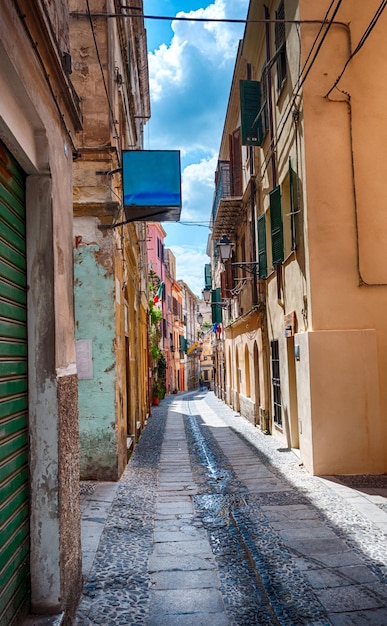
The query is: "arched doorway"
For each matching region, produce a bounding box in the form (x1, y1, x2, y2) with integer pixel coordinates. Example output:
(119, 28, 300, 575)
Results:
(244, 344, 251, 398)
(254, 341, 261, 425)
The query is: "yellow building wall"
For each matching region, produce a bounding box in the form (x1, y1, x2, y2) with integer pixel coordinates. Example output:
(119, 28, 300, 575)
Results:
(296, 329, 384, 475)
(299, 0, 387, 472)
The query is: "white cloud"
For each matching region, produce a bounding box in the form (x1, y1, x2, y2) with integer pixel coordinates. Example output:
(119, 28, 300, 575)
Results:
(181, 154, 217, 220)
(148, 38, 187, 101)
(174, 0, 247, 63)
(146, 0, 249, 295)
(147, 0, 249, 155)
(169, 245, 210, 297)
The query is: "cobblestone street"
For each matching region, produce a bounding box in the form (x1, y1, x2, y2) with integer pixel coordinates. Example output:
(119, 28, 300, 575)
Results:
(75, 391, 387, 625)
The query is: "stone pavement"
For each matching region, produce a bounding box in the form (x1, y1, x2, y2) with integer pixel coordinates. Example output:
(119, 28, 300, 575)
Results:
(77, 391, 387, 625)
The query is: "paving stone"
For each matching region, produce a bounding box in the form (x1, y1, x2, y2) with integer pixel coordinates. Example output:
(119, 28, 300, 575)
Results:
(315, 584, 386, 612)
(146, 612, 229, 626)
(153, 538, 213, 557)
(153, 528, 208, 543)
(156, 501, 193, 514)
(328, 608, 387, 625)
(304, 565, 379, 589)
(75, 391, 387, 626)
(150, 569, 221, 590)
(148, 554, 216, 573)
(281, 536, 348, 556)
(148, 588, 225, 615)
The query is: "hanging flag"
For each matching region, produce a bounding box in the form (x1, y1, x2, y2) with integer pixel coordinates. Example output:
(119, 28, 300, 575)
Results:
(154, 282, 164, 305)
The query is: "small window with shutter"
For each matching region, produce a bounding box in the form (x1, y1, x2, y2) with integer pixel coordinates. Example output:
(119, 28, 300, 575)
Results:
(211, 288, 222, 324)
(257, 214, 268, 279)
(240, 80, 264, 147)
(289, 158, 299, 250)
(204, 263, 212, 289)
(275, 1, 287, 92)
(270, 186, 284, 266)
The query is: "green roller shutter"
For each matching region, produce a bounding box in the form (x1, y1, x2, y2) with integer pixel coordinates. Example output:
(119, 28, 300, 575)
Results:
(270, 185, 284, 265)
(0, 141, 29, 625)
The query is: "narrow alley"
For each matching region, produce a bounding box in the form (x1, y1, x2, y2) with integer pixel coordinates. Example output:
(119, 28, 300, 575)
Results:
(75, 391, 387, 626)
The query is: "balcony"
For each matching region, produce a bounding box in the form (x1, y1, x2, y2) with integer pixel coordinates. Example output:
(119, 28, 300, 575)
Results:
(210, 160, 243, 240)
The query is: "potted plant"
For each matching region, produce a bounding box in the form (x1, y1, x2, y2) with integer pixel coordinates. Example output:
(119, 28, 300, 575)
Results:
(152, 379, 165, 405)
(152, 385, 160, 406)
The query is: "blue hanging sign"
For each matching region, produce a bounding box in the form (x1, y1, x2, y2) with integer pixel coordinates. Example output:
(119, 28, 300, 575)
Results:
(122, 150, 182, 222)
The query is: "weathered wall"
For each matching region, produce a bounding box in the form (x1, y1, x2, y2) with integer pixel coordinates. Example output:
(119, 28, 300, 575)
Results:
(74, 218, 119, 480)
(0, 1, 82, 619)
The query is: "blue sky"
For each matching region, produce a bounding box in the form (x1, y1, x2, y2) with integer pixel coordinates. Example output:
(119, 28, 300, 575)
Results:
(144, 0, 249, 296)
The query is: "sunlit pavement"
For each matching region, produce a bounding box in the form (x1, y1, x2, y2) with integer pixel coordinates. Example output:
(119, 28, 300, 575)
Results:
(76, 390, 387, 625)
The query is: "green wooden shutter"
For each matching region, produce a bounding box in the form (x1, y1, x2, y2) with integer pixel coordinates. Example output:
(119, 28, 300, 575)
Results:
(257, 214, 267, 278)
(211, 288, 222, 324)
(240, 80, 264, 146)
(270, 185, 284, 265)
(0, 141, 29, 625)
(204, 263, 212, 289)
(289, 158, 299, 250)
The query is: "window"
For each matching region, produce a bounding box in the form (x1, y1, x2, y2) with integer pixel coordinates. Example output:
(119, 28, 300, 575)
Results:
(229, 129, 242, 196)
(260, 65, 269, 139)
(271, 340, 282, 427)
(204, 263, 212, 289)
(275, 1, 287, 92)
(241, 234, 247, 278)
(220, 256, 234, 298)
(270, 186, 284, 265)
(156, 238, 165, 261)
(289, 158, 299, 250)
(179, 335, 187, 353)
(211, 288, 222, 324)
(240, 80, 264, 147)
(257, 214, 268, 278)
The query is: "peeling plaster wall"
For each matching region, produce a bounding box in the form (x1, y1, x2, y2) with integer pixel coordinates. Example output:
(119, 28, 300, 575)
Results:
(74, 218, 119, 480)
(1, 1, 82, 621)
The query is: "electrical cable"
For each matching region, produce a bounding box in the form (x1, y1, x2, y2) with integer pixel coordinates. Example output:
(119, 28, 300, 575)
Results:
(13, 0, 80, 156)
(326, 0, 387, 97)
(71, 9, 345, 27)
(259, 0, 344, 181)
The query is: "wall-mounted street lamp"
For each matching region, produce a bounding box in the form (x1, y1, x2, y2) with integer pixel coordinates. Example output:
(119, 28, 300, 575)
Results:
(197, 312, 203, 325)
(202, 287, 211, 302)
(218, 234, 260, 275)
(218, 234, 233, 263)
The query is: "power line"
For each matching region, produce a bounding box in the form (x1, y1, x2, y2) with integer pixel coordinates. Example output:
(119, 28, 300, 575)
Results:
(326, 0, 387, 97)
(71, 10, 341, 27)
(259, 0, 345, 181)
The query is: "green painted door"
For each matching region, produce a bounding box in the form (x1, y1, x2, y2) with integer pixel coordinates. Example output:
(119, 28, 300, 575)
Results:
(0, 141, 29, 625)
